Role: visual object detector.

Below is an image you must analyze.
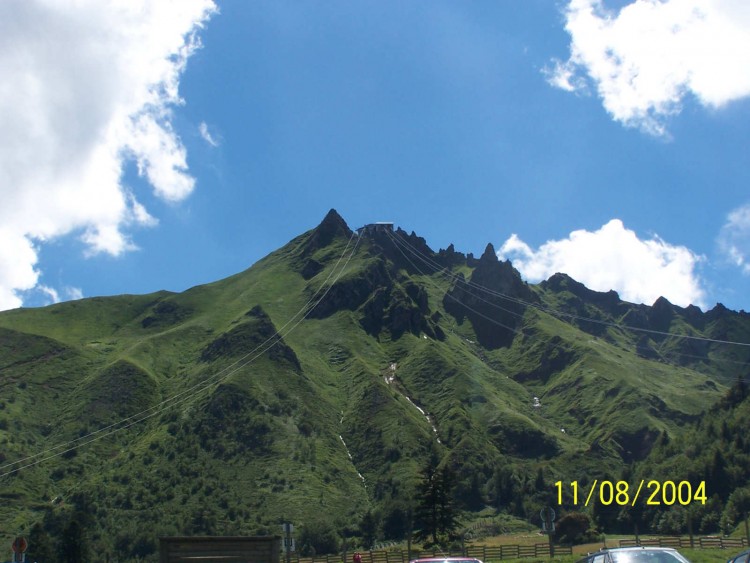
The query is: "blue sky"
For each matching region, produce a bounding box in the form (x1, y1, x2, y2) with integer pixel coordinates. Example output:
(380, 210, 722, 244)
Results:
(4, 0, 750, 313)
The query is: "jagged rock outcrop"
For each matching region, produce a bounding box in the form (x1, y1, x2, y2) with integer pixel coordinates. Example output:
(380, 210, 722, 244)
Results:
(444, 243, 536, 349)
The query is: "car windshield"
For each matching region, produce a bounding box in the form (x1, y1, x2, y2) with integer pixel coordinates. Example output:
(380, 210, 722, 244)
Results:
(610, 551, 690, 563)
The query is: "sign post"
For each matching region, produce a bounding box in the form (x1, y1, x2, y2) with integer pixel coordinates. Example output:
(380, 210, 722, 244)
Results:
(540, 508, 556, 558)
(281, 523, 294, 563)
(11, 537, 27, 563)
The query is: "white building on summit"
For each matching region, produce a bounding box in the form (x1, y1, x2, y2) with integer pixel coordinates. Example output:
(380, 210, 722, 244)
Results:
(357, 222, 394, 236)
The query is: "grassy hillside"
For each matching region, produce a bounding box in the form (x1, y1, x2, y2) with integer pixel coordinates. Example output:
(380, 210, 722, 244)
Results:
(0, 209, 746, 561)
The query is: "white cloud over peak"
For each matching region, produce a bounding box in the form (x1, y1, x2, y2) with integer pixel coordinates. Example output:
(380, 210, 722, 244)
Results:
(548, 0, 750, 136)
(498, 219, 707, 308)
(718, 203, 750, 274)
(0, 0, 216, 310)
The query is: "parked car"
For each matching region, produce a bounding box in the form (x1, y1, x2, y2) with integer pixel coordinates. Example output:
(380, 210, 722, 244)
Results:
(409, 558, 482, 563)
(727, 548, 750, 563)
(577, 547, 690, 563)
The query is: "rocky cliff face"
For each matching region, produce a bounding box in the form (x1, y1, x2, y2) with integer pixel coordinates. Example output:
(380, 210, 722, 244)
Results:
(444, 243, 537, 349)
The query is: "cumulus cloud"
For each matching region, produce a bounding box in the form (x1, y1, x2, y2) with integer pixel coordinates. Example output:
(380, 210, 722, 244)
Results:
(0, 0, 217, 310)
(498, 219, 707, 308)
(718, 204, 750, 274)
(547, 0, 750, 136)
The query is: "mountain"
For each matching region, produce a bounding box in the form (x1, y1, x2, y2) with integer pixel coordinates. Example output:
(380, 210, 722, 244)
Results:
(0, 209, 748, 560)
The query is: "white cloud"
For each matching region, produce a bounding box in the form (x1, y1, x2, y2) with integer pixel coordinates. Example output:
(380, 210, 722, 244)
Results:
(37, 285, 60, 306)
(16, 282, 82, 308)
(65, 287, 84, 302)
(199, 121, 219, 147)
(718, 203, 750, 274)
(0, 0, 217, 311)
(548, 0, 750, 136)
(0, 229, 39, 310)
(498, 219, 707, 308)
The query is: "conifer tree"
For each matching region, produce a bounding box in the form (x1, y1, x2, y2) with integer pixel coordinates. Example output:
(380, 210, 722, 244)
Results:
(413, 448, 459, 548)
(27, 522, 56, 563)
(59, 517, 89, 563)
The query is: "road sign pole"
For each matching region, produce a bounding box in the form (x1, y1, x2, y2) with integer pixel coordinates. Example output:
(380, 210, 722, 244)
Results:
(282, 523, 294, 563)
(11, 537, 27, 563)
(546, 509, 555, 558)
(539, 508, 555, 559)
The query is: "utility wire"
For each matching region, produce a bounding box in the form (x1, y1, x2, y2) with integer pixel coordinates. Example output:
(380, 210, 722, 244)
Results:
(390, 229, 750, 348)
(388, 230, 532, 322)
(388, 229, 750, 373)
(0, 232, 361, 479)
(386, 229, 523, 336)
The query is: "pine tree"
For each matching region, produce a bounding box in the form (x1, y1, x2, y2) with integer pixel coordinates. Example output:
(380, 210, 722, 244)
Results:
(59, 517, 89, 563)
(436, 464, 459, 544)
(27, 522, 56, 563)
(413, 448, 459, 548)
(359, 509, 379, 550)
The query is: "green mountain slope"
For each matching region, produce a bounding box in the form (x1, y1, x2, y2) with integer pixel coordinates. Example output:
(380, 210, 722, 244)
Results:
(0, 209, 747, 560)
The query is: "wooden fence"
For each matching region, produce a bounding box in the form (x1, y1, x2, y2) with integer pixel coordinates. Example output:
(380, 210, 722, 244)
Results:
(619, 536, 749, 550)
(289, 544, 572, 563)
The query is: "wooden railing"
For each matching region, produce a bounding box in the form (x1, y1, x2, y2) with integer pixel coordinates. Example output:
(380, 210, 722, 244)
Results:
(618, 536, 749, 550)
(290, 544, 573, 563)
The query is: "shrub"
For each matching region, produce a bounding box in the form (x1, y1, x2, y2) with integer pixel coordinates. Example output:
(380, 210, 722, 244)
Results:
(298, 519, 340, 556)
(554, 512, 599, 546)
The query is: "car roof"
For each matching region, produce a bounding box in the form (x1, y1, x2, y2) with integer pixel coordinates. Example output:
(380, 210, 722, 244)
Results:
(578, 547, 682, 561)
(608, 547, 679, 551)
(587, 547, 680, 552)
(409, 559, 482, 562)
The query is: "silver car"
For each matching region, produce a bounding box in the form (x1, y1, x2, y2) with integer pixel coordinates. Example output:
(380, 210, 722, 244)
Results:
(577, 547, 690, 563)
(727, 548, 750, 563)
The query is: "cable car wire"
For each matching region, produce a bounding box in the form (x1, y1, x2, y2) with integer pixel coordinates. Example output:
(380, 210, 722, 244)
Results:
(0, 233, 361, 479)
(389, 229, 750, 348)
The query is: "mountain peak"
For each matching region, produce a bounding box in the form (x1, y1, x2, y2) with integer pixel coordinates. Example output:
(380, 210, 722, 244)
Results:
(302, 209, 352, 256)
(319, 208, 350, 233)
(480, 243, 498, 262)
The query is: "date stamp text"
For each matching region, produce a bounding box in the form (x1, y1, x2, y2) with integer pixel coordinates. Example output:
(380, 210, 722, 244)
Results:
(555, 480, 707, 507)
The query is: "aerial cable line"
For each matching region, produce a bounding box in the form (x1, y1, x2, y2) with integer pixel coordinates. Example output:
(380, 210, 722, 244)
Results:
(387, 229, 532, 323)
(1, 232, 361, 478)
(388, 228, 750, 385)
(385, 229, 523, 336)
(389, 229, 750, 380)
(0, 232, 362, 479)
(631, 344, 750, 368)
(390, 229, 750, 349)
(3, 231, 361, 476)
(390, 229, 750, 374)
(388, 233, 750, 381)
